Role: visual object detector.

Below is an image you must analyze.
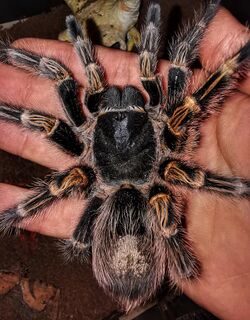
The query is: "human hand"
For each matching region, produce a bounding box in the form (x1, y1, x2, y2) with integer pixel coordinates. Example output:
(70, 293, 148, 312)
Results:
(0, 7, 249, 320)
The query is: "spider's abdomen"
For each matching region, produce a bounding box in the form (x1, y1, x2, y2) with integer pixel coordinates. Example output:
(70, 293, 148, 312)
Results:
(93, 110, 156, 184)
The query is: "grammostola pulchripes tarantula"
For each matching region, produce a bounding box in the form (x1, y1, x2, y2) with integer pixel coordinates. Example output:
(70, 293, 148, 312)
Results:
(0, 0, 249, 312)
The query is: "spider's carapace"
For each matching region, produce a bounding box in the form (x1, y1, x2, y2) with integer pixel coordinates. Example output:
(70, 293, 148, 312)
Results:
(94, 86, 156, 183)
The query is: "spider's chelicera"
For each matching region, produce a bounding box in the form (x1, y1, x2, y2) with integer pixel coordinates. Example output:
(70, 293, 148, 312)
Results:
(0, 0, 249, 311)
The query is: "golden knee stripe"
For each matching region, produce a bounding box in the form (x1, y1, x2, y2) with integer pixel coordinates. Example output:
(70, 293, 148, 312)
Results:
(25, 114, 58, 135)
(150, 193, 171, 229)
(49, 168, 89, 196)
(167, 96, 200, 136)
(164, 161, 205, 188)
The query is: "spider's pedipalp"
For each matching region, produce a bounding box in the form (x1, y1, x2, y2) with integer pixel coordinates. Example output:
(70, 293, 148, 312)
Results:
(61, 197, 103, 262)
(139, 3, 162, 106)
(66, 15, 106, 113)
(0, 104, 84, 156)
(164, 40, 250, 152)
(0, 45, 86, 127)
(149, 185, 199, 285)
(167, 0, 220, 112)
(160, 159, 250, 197)
(0, 166, 95, 235)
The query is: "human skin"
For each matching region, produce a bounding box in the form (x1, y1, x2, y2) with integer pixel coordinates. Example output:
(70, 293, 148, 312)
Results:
(0, 7, 249, 320)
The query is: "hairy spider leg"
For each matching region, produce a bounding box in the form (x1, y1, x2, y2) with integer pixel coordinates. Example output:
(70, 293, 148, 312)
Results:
(0, 166, 95, 235)
(61, 196, 103, 262)
(149, 185, 199, 286)
(138, 3, 162, 106)
(164, 40, 250, 151)
(160, 159, 250, 197)
(166, 0, 220, 112)
(66, 16, 106, 113)
(0, 104, 84, 156)
(0, 45, 86, 127)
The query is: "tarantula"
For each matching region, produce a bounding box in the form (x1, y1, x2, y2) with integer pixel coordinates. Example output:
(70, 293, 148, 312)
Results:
(0, 0, 249, 312)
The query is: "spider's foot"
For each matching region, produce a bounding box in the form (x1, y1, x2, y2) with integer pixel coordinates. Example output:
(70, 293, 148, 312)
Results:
(58, 238, 90, 263)
(166, 230, 200, 287)
(0, 207, 24, 236)
(139, 3, 162, 106)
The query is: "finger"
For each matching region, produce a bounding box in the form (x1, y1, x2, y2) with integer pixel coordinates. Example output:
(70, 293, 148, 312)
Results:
(200, 7, 250, 95)
(0, 51, 79, 168)
(12, 9, 249, 95)
(193, 91, 250, 178)
(13, 38, 140, 87)
(0, 122, 77, 170)
(0, 63, 67, 119)
(0, 58, 80, 169)
(0, 183, 84, 238)
(200, 7, 249, 68)
(13, 38, 170, 97)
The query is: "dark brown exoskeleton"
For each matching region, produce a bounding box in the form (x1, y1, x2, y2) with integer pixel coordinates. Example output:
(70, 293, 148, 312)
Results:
(0, 1, 249, 312)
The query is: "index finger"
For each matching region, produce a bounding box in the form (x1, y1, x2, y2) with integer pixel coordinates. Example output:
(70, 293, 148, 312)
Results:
(199, 7, 250, 94)
(200, 7, 249, 67)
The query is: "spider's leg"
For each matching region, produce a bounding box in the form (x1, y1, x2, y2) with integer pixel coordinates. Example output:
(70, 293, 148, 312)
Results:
(62, 197, 103, 262)
(167, 0, 220, 111)
(160, 159, 250, 197)
(0, 166, 95, 235)
(138, 3, 162, 106)
(66, 16, 106, 113)
(149, 185, 199, 285)
(0, 45, 86, 127)
(164, 40, 250, 151)
(0, 104, 84, 156)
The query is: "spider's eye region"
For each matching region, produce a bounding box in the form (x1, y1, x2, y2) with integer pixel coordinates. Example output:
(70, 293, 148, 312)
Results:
(96, 111, 149, 146)
(103, 105, 145, 113)
(101, 85, 145, 111)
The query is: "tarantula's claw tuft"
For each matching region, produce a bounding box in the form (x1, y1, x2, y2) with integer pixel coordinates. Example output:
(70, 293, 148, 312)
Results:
(0, 207, 23, 236)
(0, 42, 9, 63)
(146, 3, 161, 27)
(66, 15, 84, 42)
(58, 239, 90, 264)
(237, 40, 250, 64)
(166, 231, 200, 287)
